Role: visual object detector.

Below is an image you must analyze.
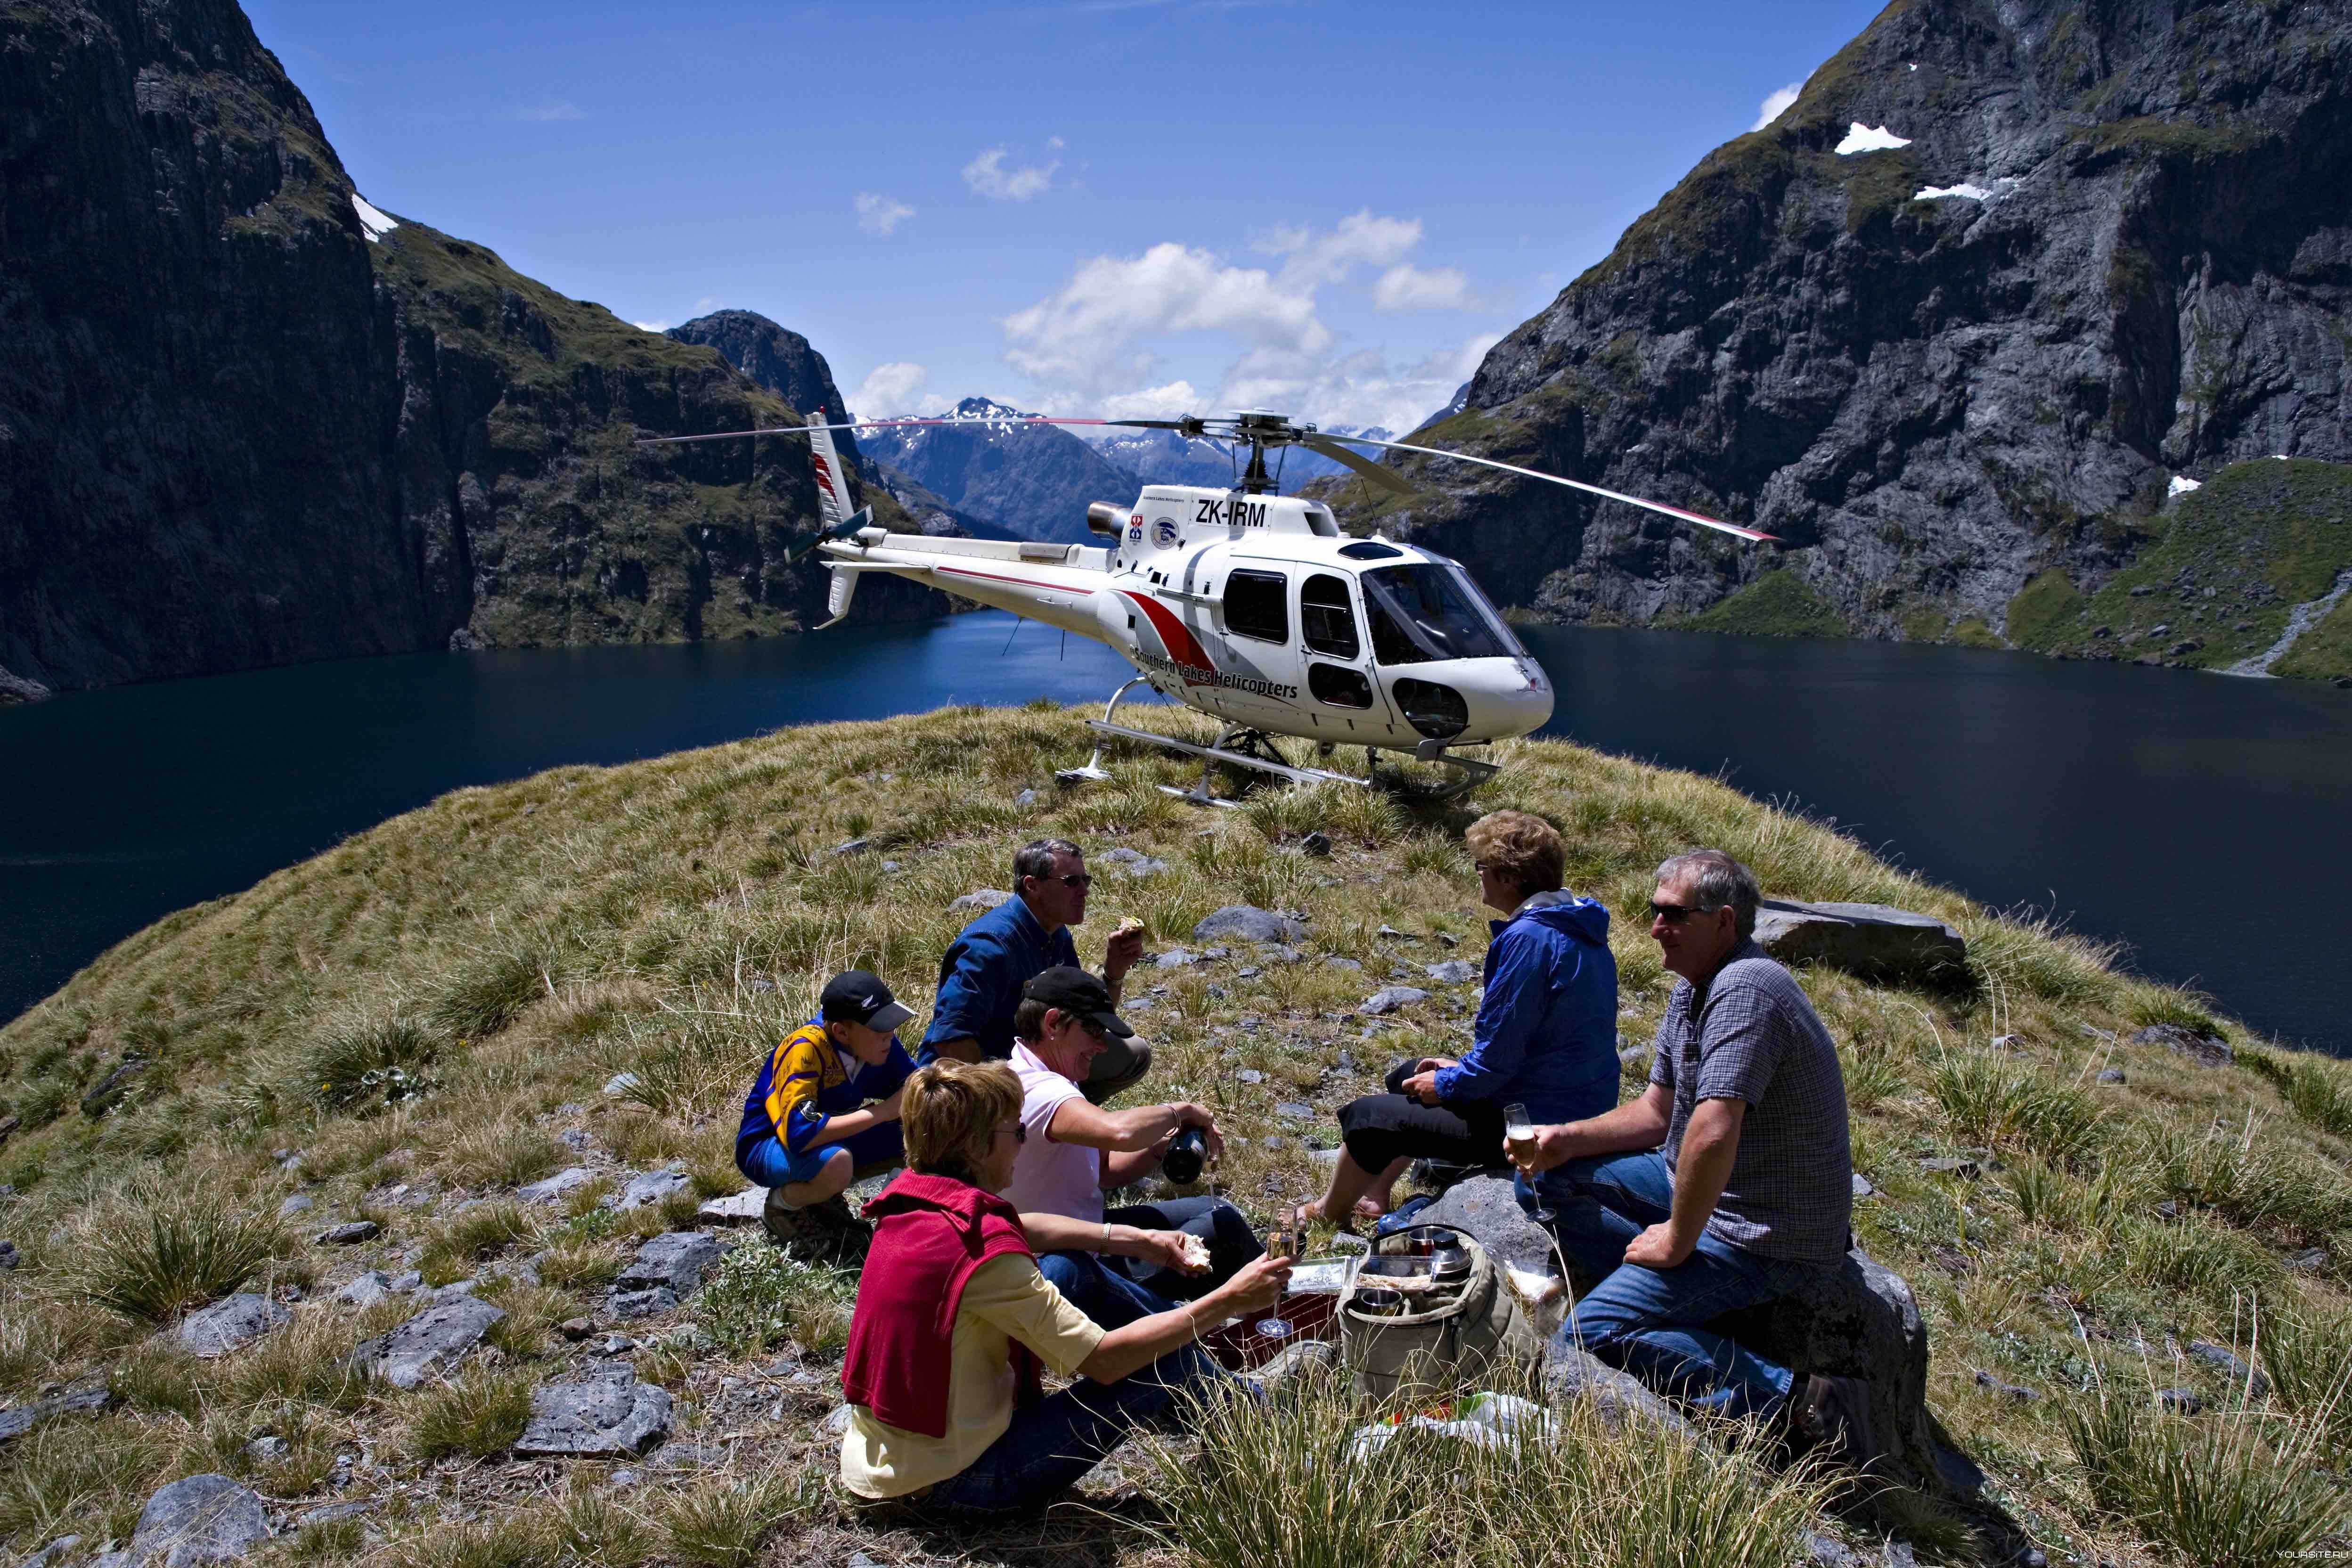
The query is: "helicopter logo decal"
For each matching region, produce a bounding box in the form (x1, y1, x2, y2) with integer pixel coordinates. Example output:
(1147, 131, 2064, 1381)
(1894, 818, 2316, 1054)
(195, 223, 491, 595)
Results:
(1150, 516, 1180, 548)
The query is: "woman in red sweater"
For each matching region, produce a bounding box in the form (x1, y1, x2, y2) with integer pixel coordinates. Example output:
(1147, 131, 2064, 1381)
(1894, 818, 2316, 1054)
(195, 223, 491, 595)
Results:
(840, 1059, 1290, 1513)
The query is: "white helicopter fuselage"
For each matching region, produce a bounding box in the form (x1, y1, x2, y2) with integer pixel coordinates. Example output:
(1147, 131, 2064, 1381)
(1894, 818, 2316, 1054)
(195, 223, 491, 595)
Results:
(820, 485, 1553, 755)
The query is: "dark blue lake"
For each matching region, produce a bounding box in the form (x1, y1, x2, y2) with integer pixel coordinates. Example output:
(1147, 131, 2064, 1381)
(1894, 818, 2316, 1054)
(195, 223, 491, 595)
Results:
(3, 613, 2344, 1050)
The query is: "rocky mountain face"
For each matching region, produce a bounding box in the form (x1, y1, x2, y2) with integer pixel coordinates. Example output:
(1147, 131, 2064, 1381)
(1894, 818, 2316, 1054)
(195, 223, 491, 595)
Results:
(858, 398, 1139, 544)
(664, 311, 867, 476)
(1330, 0, 2352, 679)
(0, 0, 934, 703)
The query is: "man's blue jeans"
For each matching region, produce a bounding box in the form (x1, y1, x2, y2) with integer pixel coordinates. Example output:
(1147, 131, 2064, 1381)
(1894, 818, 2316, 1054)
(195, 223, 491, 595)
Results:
(1525, 1151, 1822, 1422)
(925, 1251, 1224, 1515)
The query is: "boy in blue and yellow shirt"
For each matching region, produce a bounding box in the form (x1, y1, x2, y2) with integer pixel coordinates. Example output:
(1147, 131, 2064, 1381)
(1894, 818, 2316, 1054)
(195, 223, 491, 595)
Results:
(736, 972, 917, 1233)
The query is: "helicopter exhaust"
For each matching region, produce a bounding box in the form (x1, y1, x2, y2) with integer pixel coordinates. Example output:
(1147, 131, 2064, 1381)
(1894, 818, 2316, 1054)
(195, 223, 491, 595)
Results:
(1085, 501, 1126, 540)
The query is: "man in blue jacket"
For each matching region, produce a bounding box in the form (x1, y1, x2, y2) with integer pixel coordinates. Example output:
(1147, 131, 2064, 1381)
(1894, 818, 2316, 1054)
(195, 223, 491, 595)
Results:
(922, 837, 1151, 1102)
(1299, 810, 1619, 1224)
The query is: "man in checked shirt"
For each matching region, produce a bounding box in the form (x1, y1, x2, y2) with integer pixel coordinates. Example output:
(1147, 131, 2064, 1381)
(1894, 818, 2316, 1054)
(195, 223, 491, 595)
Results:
(1511, 849, 1883, 1470)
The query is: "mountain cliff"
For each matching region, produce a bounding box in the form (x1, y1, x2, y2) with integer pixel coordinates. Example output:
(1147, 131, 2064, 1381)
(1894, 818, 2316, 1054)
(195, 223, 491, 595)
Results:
(1328, 0, 2352, 681)
(858, 397, 1139, 544)
(0, 0, 934, 703)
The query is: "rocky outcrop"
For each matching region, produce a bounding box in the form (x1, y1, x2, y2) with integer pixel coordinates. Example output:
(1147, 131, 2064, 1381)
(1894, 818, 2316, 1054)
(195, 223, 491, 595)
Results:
(664, 310, 867, 475)
(1331, 0, 2352, 665)
(1754, 899, 1969, 986)
(0, 0, 940, 698)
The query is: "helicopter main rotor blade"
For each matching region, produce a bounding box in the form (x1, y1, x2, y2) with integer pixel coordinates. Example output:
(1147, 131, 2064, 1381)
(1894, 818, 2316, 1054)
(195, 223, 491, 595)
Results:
(633, 414, 1189, 448)
(1299, 436, 1418, 496)
(1316, 433, 1778, 543)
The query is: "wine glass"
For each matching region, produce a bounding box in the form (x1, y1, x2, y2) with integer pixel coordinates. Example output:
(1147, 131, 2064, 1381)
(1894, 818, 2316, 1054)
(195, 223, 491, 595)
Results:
(1503, 1103, 1555, 1227)
(1258, 1223, 1299, 1339)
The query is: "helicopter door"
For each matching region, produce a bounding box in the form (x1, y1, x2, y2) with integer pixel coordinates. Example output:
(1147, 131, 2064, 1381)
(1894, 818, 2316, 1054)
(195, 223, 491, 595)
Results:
(1206, 566, 1297, 722)
(1298, 572, 1393, 736)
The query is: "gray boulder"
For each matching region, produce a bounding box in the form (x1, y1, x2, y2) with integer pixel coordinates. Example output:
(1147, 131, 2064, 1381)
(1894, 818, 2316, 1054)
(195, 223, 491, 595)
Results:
(616, 1232, 725, 1296)
(518, 1167, 596, 1204)
(514, 1364, 674, 1458)
(0, 1379, 115, 1444)
(1705, 1250, 1945, 1489)
(1544, 1342, 1693, 1434)
(313, 1220, 378, 1244)
(1752, 900, 1968, 987)
(356, 1297, 505, 1390)
(609, 1287, 680, 1320)
(948, 889, 1012, 912)
(177, 1294, 291, 1358)
(1361, 986, 1429, 1015)
(615, 1170, 690, 1211)
(1418, 1176, 1555, 1274)
(697, 1188, 767, 1227)
(277, 1194, 312, 1217)
(337, 1271, 394, 1308)
(128, 1473, 270, 1565)
(2132, 1023, 2233, 1067)
(1425, 960, 1476, 985)
(1192, 906, 1307, 945)
(2187, 1339, 2268, 1396)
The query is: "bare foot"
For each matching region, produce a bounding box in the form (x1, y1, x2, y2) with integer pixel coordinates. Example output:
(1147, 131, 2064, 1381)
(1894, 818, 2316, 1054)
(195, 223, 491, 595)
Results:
(1352, 1194, 1388, 1219)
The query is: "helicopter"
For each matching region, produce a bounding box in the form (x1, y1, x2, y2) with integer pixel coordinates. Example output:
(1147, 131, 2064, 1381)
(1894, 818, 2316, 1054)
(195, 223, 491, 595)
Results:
(641, 407, 1775, 803)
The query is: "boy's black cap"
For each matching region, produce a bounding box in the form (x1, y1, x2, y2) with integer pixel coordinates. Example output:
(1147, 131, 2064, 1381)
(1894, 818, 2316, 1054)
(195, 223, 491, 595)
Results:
(1022, 965, 1133, 1038)
(820, 971, 914, 1032)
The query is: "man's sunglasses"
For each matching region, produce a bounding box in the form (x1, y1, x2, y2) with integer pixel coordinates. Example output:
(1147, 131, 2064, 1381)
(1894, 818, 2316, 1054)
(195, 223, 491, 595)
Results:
(1648, 900, 1720, 924)
(1031, 872, 1092, 890)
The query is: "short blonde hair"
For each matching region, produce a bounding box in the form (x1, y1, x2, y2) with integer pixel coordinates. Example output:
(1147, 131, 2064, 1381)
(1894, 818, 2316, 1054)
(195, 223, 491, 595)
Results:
(1463, 809, 1565, 894)
(901, 1060, 1022, 1179)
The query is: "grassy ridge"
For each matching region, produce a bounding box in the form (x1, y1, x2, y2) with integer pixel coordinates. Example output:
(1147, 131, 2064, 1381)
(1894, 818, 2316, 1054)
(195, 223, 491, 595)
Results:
(1674, 569, 1855, 639)
(2006, 458, 2352, 676)
(1, 706, 2348, 1564)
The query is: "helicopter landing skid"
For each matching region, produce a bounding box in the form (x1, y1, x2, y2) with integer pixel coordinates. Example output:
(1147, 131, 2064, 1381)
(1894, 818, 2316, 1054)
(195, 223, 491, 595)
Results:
(1079, 720, 1369, 806)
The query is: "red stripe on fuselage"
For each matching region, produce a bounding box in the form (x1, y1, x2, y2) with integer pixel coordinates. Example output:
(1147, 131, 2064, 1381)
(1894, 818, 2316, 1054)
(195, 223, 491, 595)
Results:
(1120, 590, 1216, 680)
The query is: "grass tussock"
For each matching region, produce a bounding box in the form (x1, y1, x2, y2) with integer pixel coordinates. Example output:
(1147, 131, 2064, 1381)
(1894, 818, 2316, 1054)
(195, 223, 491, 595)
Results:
(302, 1015, 443, 1114)
(2066, 1392, 2340, 1568)
(658, 1476, 814, 1568)
(1139, 1361, 1838, 1568)
(426, 947, 552, 1040)
(49, 1173, 292, 1323)
(406, 1367, 533, 1461)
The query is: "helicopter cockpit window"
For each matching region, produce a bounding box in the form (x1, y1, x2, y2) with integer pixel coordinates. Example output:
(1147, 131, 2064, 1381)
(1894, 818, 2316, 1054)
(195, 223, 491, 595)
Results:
(1300, 573, 1360, 660)
(1361, 564, 1515, 665)
(1223, 569, 1289, 644)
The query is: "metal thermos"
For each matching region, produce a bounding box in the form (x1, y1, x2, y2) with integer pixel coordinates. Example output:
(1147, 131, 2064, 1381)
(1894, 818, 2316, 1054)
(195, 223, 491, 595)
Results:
(1163, 1126, 1207, 1184)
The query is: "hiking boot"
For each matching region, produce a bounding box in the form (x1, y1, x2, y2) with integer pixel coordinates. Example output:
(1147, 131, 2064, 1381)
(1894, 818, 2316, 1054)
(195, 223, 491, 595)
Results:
(763, 1191, 870, 1263)
(1790, 1373, 1885, 1472)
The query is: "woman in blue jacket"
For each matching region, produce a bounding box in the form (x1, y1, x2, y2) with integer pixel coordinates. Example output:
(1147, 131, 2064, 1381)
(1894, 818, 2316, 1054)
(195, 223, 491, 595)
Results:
(1298, 810, 1619, 1225)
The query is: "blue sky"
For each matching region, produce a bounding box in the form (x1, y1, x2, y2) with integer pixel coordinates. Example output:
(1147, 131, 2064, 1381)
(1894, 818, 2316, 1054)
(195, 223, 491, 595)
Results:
(252, 0, 1885, 434)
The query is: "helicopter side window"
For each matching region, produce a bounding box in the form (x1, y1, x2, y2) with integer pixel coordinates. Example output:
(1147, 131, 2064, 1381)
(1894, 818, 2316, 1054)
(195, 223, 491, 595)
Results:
(1300, 573, 1360, 660)
(1223, 569, 1289, 644)
(1361, 564, 1514, 665)
(1308, 663, 1373, 709)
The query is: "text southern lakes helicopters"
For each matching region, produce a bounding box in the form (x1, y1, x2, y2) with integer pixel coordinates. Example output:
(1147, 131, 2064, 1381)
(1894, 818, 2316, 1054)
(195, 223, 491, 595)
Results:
(642, 408, 1774, 802)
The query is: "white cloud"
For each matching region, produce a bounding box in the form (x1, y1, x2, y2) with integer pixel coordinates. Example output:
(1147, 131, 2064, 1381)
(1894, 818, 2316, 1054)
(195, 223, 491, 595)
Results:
(853, 362, 950, 419)
(963, 146, 1060, 202)
(854, 191, 915, 237)
(1372, 263, 1472, 312)
(631, 319, 672, 333)
(1751, 83, 1800, 131)
(1002, 212, 1498, 435)
(514, 99, 586, 122)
